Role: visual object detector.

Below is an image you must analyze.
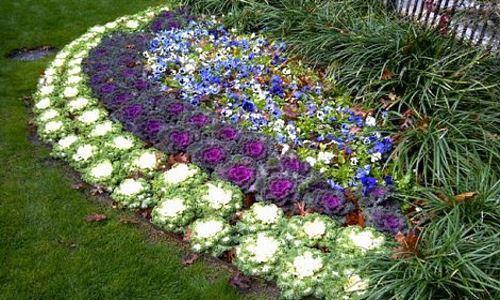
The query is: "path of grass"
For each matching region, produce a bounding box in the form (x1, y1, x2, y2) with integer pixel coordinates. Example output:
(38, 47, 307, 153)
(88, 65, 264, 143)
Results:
(0, 1, 259, 299)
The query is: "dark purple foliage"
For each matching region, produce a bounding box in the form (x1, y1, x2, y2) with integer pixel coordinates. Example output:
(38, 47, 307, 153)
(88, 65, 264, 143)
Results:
(304, 189, 354, 219)
(156, 125, 200, 154)
(216, 157, 257, 192)
(188, 140, 230, 171)
(364, 207, 407, 235)
(260, 175, 298, 206)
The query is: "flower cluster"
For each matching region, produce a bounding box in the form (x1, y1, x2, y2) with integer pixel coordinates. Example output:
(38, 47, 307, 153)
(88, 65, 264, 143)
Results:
(80, 7, 406, 228)
(145, 17, 395, 192)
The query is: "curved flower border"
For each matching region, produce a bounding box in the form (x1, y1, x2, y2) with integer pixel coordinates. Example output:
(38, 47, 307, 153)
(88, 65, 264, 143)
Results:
(31, 5, 397, 299)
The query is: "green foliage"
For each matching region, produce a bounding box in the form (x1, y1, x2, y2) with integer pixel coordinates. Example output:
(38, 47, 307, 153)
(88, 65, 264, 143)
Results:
(363, 163, 500, 299)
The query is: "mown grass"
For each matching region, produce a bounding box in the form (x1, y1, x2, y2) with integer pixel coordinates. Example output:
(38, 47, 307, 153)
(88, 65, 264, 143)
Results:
(0, 1, 261, 299)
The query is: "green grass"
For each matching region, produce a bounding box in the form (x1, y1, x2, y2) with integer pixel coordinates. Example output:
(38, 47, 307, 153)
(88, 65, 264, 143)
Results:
(0, 1, 261, 299)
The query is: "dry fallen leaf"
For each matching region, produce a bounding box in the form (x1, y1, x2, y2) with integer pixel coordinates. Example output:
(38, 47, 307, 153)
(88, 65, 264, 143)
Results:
(71, 182, 87, 190)
(84, 214, 107, 223)
(182, 253, 199, 266)
(229, 272, 252, 291)
(455, 192, 477, 203)
(392, 231, 420, 259)
(381, 68, 394, 80)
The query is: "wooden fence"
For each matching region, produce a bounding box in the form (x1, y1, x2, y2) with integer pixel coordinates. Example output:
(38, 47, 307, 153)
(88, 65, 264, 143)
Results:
(386, 0, 500, 52)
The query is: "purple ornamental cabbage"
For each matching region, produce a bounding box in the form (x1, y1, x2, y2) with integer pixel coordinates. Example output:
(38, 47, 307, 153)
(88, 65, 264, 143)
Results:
(303, 189, 354, 219)
(364, 207, 407, 236)
(182, 111, 213, 129)
(188, 140, 230, 171)
(238, 135, 270, 161)
(280, 153, 311, 175)
(156, 125, 200, 154)
(261, 175, 298, 206)
(216, 157, 257, 192)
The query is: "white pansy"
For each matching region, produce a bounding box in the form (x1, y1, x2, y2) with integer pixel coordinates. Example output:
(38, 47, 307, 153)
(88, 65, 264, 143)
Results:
(292, 252, 323, 278)
(303, 220, 326, 238)
(305, 156, 317, 167)
(348, 230, 384, 251)
(162, 163, 197, 185)
(63, 86, 79, 98)
(116, 178, 143, 196)
(44, 120, 63, 132)
(126, 20, 140, 29)
(90, 121, 113, 136)
(77, 108, 101, 124)
(112, 136, 134, 150)
(318, 151, 334, 164)
(39, 109, 59, 121)
(73, 144, 94, 161)
(135, 152, 157, 169)
(90, 160, 113, 178)
(253, 204, 279, 224)
(350, 157, 359, 166)
(203, 183, 233, 208)
(193, 220, 224, 238)
(57, 134, 78, 149)
(370, 152, 382, 163)
(39, 85, 54, 96)
(68, 97, 90, 111)
(248, 233, 280, 263)
(365, 116, 376, 127)
(157, 198, 186, 217)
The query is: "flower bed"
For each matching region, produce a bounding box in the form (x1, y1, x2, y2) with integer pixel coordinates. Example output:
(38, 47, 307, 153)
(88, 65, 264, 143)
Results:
(32, 4, 406, 299)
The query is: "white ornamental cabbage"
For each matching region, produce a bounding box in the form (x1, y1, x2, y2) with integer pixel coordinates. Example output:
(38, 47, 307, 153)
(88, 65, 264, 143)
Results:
(151, 191, 196, 233)
(198, 180, 243, 217)
(152, 163, 207, 196)
(235, 231, 284, 280)
(189, 216, 233, 256)
(111, 178, 153, 208)
(236, 202, 284, 234)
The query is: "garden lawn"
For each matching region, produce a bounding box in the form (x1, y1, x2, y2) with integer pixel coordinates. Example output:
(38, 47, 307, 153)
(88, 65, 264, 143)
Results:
(0, 1, 259, 299)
